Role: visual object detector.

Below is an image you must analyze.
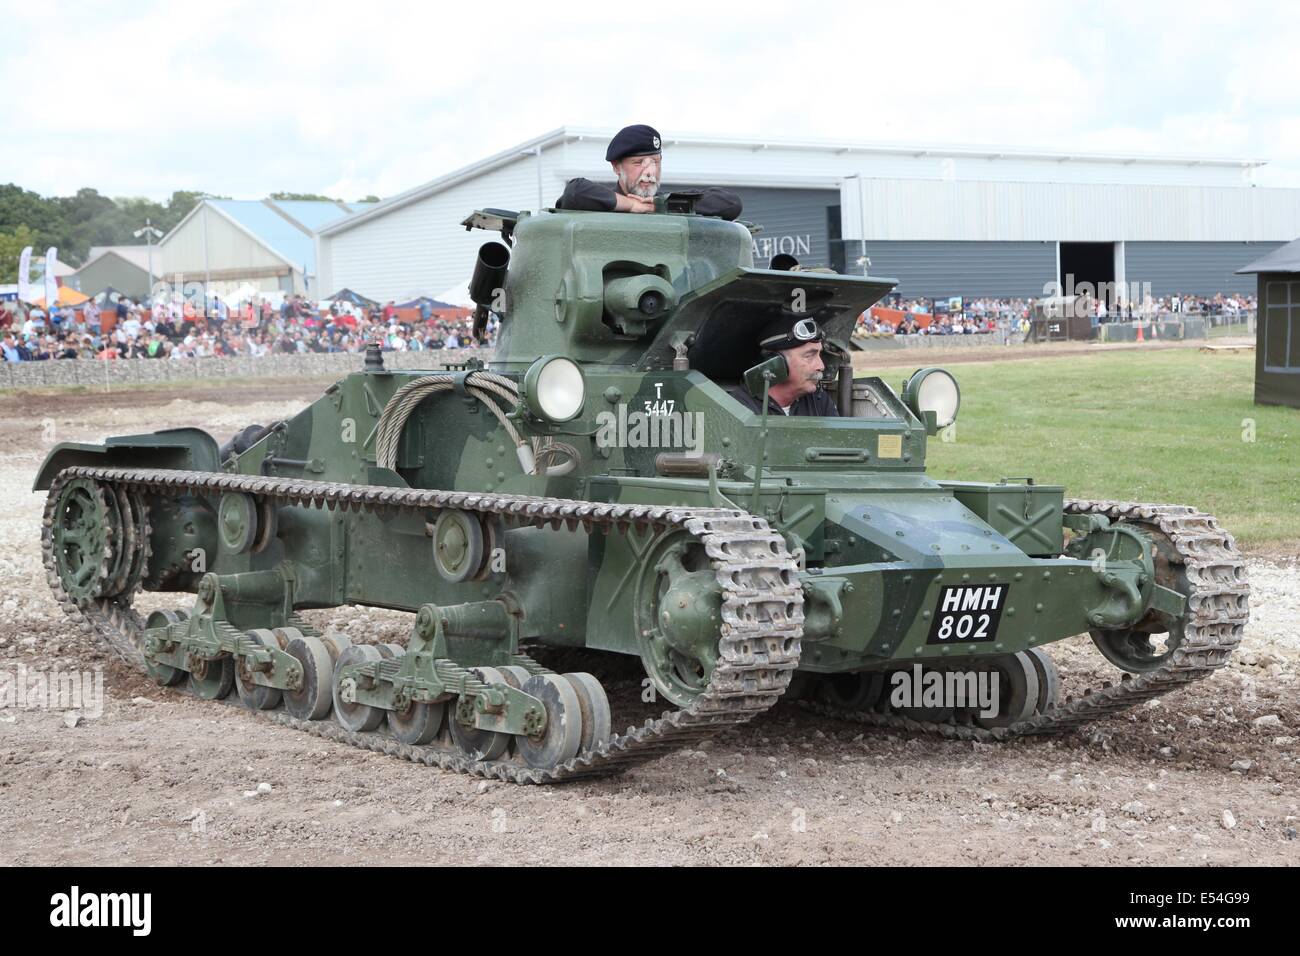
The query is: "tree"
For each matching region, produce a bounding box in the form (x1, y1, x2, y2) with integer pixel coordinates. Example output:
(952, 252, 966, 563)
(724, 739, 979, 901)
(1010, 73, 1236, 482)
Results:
(269, 191, 343, 202)
(0, 224, 38, 283)
(54, 188, 130, 264)
(0, 185, 225, 269)
(0, 184, 64, 257)
(357, 195, 381, 203)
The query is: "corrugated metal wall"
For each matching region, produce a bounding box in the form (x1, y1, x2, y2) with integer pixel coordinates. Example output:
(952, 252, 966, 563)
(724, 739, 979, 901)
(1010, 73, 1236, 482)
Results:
(728, 187, 839, 268)
(325, 178, 840, 300)
(851, 179, 1300, 242)
(1124, 241, 1283, 296)
(849, 241, 1057, 298)
(322, 151, 569, 301)
(318, 130, 1300, 300)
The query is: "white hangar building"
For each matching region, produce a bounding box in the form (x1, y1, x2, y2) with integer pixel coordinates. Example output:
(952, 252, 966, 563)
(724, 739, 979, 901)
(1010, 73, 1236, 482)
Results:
(315, 126, 1300, 303)
(159, 198, 375, 298)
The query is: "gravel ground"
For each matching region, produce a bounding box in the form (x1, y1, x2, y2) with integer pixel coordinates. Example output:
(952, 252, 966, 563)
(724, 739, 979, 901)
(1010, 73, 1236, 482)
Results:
(0, 384, 1296, 866)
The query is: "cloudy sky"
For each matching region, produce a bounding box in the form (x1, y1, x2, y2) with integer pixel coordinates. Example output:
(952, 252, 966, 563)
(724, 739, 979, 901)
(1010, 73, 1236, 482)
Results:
(4, 0, 1298, 200)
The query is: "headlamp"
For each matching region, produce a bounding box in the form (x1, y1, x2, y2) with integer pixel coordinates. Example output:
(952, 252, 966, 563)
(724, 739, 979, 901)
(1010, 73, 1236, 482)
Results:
(523, 355, 586, 423)
(902, 367, 961, 429)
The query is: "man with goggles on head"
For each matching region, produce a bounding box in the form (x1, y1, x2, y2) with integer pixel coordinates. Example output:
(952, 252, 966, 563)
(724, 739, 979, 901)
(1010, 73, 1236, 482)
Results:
(727, 313, 840, 416)
(556, 124, 742, 220)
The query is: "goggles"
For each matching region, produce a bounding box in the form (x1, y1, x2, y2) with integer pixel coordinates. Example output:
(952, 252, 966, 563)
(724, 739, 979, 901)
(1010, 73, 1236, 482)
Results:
(792, 318, 821, 341)
(760, 317, 823, 350)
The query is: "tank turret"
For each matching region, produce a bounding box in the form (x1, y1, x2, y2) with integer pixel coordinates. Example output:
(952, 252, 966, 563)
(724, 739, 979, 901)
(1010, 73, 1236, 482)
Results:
(475, 200, 893, 380)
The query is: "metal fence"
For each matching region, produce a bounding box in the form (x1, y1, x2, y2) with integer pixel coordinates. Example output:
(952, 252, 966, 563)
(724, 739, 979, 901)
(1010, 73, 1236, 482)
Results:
(1101, 310, 1255, 341)
(0, 349, 493, 390)
(1200, 310, 1256, 339)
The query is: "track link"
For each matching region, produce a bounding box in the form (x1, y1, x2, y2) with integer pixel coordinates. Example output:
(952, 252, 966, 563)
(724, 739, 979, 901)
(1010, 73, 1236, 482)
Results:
(45, 472, 1249, 767)
(42, 467, 803, 784)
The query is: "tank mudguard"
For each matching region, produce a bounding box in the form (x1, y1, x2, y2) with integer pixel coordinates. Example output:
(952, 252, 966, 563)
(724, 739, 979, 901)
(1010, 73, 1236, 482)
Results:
(32, 427, 221, 491)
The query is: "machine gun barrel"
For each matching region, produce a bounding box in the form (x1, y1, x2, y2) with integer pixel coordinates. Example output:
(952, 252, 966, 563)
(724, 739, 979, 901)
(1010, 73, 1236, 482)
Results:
(469, 241, 511, 340)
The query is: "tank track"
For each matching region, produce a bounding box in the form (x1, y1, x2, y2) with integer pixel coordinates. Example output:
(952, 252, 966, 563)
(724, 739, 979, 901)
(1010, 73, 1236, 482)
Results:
(803, 498, 1250, 740)
(42, 467, 803, 784)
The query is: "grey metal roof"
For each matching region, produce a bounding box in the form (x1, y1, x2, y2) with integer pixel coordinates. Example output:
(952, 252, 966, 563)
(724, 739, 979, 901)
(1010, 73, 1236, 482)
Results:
(318, 126, 1269, 239)
(84, 245, 154, 272)
(1237, 237, 1300, 274)
(160, 199, 375, 273)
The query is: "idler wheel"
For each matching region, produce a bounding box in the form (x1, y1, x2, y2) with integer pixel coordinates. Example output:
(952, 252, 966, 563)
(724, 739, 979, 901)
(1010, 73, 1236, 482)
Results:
(387, 699, 445, 745)
(235, 629, 283, 711)
(634, 533, 721, 708)
(187, 654, 235, 700)
(448, 666, 510, 761)
(50, 478, 115, 603)
(515, 674, 583, 770)
(283, 631, 334, 720)
(1022, 647, 1060, 714)
(1090, 622, 1185, 674)
(971, 653, 1041, 730)
(1089, 521, 1190, 673)
(331, 644, 385, 731)
(563, 672, 612, 753)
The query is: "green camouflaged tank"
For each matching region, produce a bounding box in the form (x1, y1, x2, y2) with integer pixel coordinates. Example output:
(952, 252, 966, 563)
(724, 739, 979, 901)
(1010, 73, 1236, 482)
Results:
(34, 195, 1249, 783)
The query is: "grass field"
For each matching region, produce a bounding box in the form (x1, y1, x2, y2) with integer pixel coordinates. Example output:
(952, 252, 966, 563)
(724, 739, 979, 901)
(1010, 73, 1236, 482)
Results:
(858, 348, 1299, 551)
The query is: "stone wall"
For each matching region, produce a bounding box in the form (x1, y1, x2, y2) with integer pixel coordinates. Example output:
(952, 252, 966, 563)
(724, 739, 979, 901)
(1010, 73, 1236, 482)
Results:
(0, 350, 494, 390)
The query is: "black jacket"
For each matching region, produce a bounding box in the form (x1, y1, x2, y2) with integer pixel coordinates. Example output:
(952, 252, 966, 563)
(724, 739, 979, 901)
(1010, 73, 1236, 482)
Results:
(726, 384, 840, 417)
(556, 179, 743, 221)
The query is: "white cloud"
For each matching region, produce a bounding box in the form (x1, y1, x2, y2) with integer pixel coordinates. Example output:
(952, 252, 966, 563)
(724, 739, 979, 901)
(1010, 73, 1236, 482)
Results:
(4, 0, 1299, 199)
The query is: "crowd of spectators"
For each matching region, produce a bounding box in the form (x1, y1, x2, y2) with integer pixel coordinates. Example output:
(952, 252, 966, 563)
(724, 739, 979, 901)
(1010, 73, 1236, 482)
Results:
(856, 296, 1037, 337)
(0, 293, 492, 363)
(1143, 292, 1255, 321)
(0, 287, 1259, 362)
(854, 292, 1257, 337)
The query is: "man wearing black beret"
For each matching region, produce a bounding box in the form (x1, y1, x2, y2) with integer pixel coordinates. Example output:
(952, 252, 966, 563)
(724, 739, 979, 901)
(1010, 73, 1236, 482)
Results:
(727, 313, 839, 416)
(556, 124, 743, 221)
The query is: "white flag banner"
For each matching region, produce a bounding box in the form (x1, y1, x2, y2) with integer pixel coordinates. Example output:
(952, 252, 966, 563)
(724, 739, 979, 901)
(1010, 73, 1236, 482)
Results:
(44, 247, 58, 307)
(17, 246, 33, 302)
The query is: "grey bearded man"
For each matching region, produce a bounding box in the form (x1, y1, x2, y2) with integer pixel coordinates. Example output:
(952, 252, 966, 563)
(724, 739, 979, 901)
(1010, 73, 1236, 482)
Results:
(556, 124, 743, 221)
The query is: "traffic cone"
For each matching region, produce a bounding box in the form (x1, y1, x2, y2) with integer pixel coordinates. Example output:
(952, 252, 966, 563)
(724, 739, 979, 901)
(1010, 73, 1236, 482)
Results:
(1136, 322, 1145, 342)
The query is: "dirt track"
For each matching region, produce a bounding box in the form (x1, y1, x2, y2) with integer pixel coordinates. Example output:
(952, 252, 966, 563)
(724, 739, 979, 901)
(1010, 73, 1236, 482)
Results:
(0, 382, 1296, 866)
